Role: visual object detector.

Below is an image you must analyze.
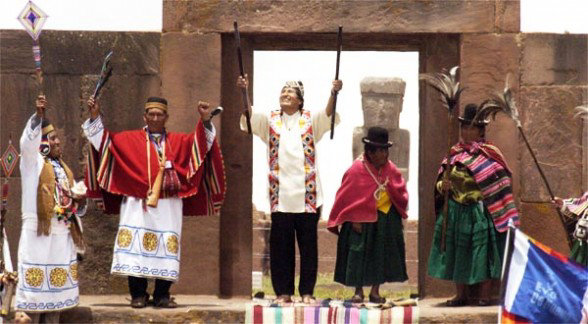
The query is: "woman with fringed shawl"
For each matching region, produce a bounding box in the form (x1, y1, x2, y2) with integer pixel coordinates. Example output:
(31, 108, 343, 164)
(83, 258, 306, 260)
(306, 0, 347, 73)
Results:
(328, 127, 409, 304)
(428, 104, 520, 306)
(15, 95, 86, 322)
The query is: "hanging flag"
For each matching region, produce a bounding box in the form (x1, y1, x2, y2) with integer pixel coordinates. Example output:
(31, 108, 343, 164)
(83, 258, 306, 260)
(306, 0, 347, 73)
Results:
(501, 227, 588, 323)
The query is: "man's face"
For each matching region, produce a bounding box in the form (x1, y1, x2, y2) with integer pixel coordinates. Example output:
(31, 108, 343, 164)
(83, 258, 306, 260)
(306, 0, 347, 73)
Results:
(144, 108, 168, 133)
(279, 87, 301, 111)
(46, 131, 62, 159)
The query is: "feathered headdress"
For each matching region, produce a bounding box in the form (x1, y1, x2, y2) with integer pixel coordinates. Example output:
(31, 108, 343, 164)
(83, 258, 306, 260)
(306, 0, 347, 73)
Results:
(419, 66, 464, 113)
(474, 75, 521, 128)
(574, 103, 588, 120)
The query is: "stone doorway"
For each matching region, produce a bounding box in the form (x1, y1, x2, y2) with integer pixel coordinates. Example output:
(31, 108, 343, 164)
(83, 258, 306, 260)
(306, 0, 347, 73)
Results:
(219, 33, 460, 297)
(249, 50, 420, 298)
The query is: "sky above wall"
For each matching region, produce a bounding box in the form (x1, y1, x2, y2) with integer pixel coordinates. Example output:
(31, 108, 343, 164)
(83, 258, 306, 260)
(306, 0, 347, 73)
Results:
(1, 0, 587, 33)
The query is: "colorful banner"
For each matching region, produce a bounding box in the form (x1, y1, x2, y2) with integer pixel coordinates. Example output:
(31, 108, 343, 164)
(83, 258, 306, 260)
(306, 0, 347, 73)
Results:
(501, 227, 588, 323)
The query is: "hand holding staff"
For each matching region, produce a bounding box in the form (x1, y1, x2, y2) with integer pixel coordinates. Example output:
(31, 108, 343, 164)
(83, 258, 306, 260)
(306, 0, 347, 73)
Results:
(234, 21, 252, 134)
(330, 26, 343, 140)
(419, 66, 464, 251)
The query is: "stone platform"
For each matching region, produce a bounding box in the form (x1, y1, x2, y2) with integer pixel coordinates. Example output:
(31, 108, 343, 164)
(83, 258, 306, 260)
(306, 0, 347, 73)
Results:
(9, 295, 499, 323)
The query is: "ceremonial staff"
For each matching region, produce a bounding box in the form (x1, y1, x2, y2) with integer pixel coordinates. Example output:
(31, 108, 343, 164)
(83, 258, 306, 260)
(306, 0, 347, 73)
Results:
(330, 26, 343, 140)
(233, 21, 252, 134)
(474, 78, 573, 248)
(0, 138, 19, 317)
(93, 50, 113, 100)
(420, 66, 464, 251)
(17, 1, 49, 95)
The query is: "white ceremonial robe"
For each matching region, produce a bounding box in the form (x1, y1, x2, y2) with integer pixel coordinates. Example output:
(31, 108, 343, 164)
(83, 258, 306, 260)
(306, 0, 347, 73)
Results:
(241, 109, 339, 213)
(16, 114, 79, 313)
(82, 117, 215, 282)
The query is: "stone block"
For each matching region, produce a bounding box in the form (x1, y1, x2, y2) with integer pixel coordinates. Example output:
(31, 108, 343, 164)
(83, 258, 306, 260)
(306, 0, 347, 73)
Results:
(361, 94, 404, 129)
(174, 216, 220, 294)
(360, 77, 406, 95)
(460, 33, 521, 202)
(519, 202, 570, 255)
(519, 86, 586, 201)
(521, 34, 588, 86)
(495, 0, 520, 33)
(0, 31, 38, 74)
(360, 77, 406, 129)
(163, 0, 496, 34)
(161, 32, 222, 134)
(0, 30, 159, 75)
(41, 31, 160, 76)
(78, 208, 127, 294)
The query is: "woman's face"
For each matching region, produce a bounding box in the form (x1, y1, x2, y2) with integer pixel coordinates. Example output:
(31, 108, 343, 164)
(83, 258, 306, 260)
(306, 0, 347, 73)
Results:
(460, 124, 484, 143)
(279, 87, 301, 111)
(366, 147, 389, 169)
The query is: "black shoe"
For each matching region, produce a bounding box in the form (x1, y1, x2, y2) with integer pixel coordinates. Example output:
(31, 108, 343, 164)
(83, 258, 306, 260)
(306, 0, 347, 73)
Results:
(154, 296, 178, 308)
(131, 294, 149, 308)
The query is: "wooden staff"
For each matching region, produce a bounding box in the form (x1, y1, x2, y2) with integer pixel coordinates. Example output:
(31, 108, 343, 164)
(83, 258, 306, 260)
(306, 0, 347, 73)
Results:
(419, 66, 463, 252)
(233, 21, 252, 134)
(330, 26, 343, 140)
(0, 181, 16, 317)
(476, 82, 573, 248)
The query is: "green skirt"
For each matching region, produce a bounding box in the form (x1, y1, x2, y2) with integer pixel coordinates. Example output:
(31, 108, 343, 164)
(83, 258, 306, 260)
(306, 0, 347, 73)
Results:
(428, 199, 505, 285)
(334, 207, 408, 287)
(570, 239, 588, 267)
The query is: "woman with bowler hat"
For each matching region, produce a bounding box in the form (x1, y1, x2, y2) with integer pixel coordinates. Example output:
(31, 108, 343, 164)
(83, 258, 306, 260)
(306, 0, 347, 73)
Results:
(428, 104, 519, 306)
(328, 126, 409, 304)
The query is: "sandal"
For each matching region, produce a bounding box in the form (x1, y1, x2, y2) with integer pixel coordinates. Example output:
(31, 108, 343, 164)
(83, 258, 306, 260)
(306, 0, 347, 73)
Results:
(274, 295, 292, 303)
(349, 294, 364, 303)
(445, 297, 467, 307)
(301, 295, 316, 304)
(369, 295, 386, 304)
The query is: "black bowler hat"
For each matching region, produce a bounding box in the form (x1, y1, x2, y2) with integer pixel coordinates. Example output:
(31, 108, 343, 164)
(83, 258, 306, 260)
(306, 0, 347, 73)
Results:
(458, 103, 489, 126)
(362, 127, 393, 148)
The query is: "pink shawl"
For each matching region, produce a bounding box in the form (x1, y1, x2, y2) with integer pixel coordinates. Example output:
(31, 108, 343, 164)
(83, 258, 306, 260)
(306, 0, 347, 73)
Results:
(327, 155, 408, 234)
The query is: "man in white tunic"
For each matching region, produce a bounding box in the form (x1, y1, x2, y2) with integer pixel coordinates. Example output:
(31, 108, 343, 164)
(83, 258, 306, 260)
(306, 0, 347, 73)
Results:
(16, 95, 85, 322)
(236, 75, 342, 303)
(83, 96, 225, 308)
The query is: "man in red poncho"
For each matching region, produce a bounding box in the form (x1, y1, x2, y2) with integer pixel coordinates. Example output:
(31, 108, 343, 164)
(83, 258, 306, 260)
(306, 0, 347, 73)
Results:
(328, 126, 409, 304)
(83, 96, 225, 308)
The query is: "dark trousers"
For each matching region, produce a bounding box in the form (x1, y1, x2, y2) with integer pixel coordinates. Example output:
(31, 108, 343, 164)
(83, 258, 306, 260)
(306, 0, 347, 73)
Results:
(128, 276, 172, 300)
(270, 211, 320, 296)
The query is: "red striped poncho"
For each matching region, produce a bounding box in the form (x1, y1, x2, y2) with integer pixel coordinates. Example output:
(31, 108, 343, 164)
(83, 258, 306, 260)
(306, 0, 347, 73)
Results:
(85, 121, 226, 216)
(438, 141, 519, 232)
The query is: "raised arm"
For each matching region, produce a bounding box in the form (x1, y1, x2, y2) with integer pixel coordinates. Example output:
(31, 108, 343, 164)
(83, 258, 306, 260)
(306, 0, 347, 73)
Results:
(82, 95, 105, 150)
(19, 95, 46, 166)
(197, 100, 216, 151)
(325, 80, 343, 117)
(236, 73, 252, 118)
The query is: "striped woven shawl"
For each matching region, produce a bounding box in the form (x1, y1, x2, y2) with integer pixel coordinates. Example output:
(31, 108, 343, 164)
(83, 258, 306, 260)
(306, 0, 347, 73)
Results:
(439, 141, 519, 232)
